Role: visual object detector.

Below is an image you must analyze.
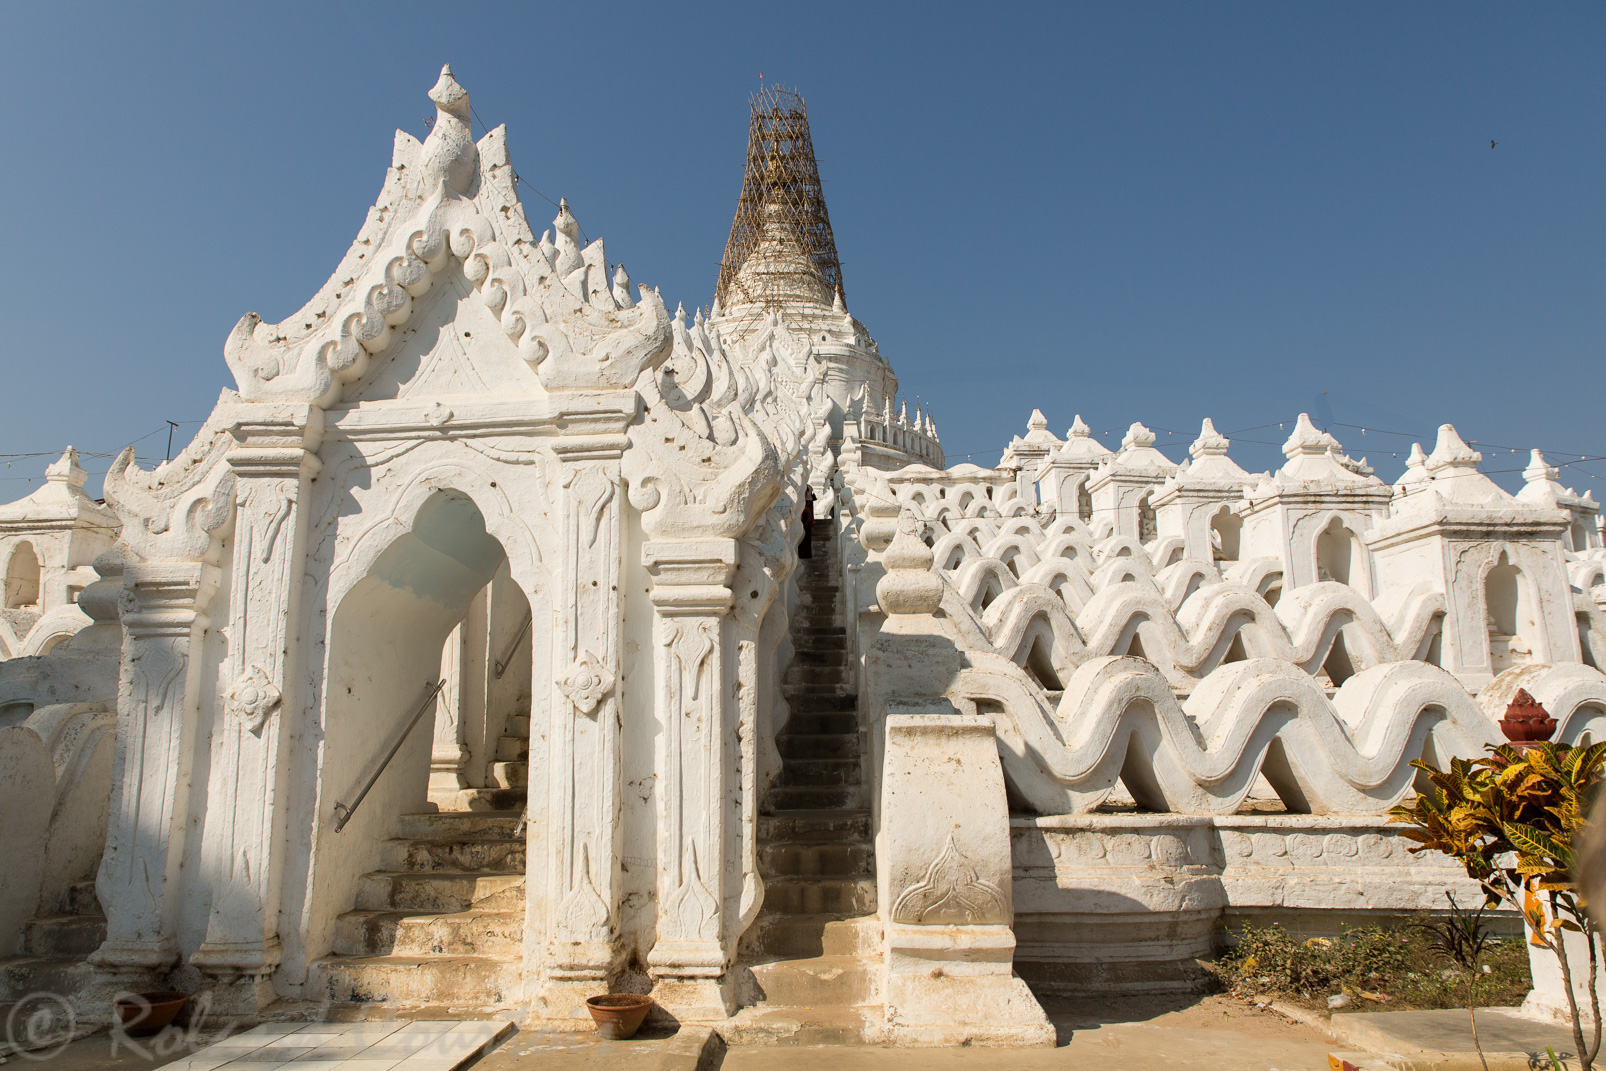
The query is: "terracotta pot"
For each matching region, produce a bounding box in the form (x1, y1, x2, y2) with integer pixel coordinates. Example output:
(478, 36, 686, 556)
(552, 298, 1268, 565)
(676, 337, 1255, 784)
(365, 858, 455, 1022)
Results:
(584, 993, 654, 1040)
(114, 992, 189, 1036)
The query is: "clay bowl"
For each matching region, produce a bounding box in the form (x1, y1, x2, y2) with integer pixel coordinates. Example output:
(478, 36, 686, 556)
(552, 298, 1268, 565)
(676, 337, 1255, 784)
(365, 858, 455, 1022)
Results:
(114, 992, 189, 1036)
(584, 993, 654, 1040)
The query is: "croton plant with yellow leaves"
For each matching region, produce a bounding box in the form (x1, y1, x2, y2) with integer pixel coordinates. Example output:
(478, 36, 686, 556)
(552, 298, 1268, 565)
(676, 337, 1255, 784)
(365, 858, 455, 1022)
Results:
(1390, 741, 1606, 1071)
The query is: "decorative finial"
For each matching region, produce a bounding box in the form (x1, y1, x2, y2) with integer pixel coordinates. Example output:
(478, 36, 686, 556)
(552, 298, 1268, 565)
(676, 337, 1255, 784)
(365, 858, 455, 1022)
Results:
(1524, 449, 1559, 485)
(45, 446, 88, 489)
(1121, 422, 1156, 451)
(420, 63, 477, 194)
(1282, 413, 1342, 459)
(429, 64, 471, 119)
(1499, 688, 1556, 751)
(1068, 415, 1091, 439)
(876, 510, 943, 615)
(1426, 424, 1481, 473)
(1190, 418, 1230, 459)
(1028, 409, 1048, 432)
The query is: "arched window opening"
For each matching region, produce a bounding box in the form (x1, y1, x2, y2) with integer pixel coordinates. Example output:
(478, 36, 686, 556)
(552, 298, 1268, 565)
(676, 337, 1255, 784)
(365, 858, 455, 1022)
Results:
(1486, 553, 1536, 674)
(1210, 507, 1241, 562)
(1077, 481, 1093, 524)
(979, 580, 1000, 611)
(1137, 493, 1157, 544)
(1315, 517, 1355, 587)
(1002, 552, 1020, 579)
(1572, 521, 1592, 553)
(1221, 631, 1249, 665)
(1125, 630, 1148, 661)
(5, 542, 41, 609)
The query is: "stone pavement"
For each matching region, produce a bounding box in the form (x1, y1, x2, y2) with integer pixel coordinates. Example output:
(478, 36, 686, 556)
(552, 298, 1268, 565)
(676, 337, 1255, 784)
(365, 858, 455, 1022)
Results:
(1326, 1005, 1591, 1069)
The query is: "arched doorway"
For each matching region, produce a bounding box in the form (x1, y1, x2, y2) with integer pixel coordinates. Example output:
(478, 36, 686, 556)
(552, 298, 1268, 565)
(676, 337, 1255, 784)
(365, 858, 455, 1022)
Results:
(307, 489, 544, 981)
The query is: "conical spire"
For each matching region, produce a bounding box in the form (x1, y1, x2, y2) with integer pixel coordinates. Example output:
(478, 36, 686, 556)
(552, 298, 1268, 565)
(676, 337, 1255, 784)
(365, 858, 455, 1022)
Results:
(715, 85, 844, 315)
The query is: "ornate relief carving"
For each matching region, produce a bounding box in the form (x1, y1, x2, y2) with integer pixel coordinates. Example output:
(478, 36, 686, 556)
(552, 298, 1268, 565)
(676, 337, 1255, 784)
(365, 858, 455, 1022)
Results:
(891, 834, 1008, 925)
(557, 651, 614, 716)
(663, 841, 720, 941)
(225, 664, 282, 734)
(555, 842, 612, 944)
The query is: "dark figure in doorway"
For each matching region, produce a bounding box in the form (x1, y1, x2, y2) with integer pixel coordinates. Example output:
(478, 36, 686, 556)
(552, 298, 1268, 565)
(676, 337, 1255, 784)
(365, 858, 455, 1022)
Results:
(799, 486, 816, 559)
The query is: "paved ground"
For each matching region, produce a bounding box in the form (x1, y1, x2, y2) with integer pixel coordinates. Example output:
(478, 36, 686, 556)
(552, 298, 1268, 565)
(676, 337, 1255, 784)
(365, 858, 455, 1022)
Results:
(1329, 1005, 1587, 1061)
(719, 996, 1334, 1070)
(0, 996, 1370, 1071)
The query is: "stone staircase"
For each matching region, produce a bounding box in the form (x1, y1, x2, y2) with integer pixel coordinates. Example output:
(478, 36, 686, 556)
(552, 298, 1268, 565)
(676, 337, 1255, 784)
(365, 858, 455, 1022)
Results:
(735, 523, 883, 1042)
(0, 879, 104, 1004)
(309, 712, 532, 1011)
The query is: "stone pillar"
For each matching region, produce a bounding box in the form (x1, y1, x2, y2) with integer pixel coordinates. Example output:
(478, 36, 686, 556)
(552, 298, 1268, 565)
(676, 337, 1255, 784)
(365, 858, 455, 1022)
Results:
(190, 406, 321, 1010)
(429, 622, 471, 802)
(869, 511, 1053, 1046)
(881, 712, 1054, 1046)
(540, 438, 628, 1017)
(89, 561, 210, 984)
(643, 538, 739, 1018)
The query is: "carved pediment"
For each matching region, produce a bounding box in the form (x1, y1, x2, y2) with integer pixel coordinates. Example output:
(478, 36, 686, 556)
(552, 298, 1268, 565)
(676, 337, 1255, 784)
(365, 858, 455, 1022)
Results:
(222, 66, 671, 412)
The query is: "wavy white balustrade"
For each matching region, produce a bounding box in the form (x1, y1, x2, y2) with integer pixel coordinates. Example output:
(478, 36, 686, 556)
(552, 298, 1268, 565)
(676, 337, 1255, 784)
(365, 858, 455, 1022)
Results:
(954, 651, 1606, 816)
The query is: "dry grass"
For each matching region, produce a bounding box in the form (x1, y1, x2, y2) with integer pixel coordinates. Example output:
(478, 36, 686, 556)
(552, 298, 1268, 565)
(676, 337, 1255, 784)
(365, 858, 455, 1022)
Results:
(1207, 919, 1532, 1012)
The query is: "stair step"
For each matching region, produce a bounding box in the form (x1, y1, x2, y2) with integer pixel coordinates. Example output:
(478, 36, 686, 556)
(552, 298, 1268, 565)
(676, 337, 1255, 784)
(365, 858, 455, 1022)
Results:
(22, 914, 106, 957)
(62, 880, 99, 917)
(744, 914, 882, 958)
(332, 909, 523, 958)
(787, 690, 858, 711)
(759, 841, 873, 878)
(778, 733, 860, 760)
(759, 810, 871, 841)
(311, 954, 523, 1006)
(748, 954, 882, 1008)
(396, 811, 521, 839)
(488, 761, 527, 789)
(355, 872, 525, 913)
(494, 736, 529, 762)
(760, 877, 877, 916)
(782, 711, 858, 735)
(385, 837, 526, 873)
(794, 649, 847, 666)
(777, 758, 862, 787)
(453, 788, 528, 811)
(0, 956, 96, 1003)
(794, 625, 846, 637)
(767, 785, 862, 811)
(784, 665, 848, 686)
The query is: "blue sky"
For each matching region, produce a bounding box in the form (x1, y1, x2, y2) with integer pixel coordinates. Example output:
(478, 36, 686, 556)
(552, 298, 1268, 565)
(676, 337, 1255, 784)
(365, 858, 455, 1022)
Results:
(2, 3, 1601, 496)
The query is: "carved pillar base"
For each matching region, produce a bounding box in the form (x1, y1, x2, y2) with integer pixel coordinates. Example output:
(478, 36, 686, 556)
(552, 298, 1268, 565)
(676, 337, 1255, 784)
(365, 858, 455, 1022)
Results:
(647, 963, 736, 1021)
(879, 712, 1053, 1047)
(533, 974, 606, 1024)
(190, 935, 283, 1013)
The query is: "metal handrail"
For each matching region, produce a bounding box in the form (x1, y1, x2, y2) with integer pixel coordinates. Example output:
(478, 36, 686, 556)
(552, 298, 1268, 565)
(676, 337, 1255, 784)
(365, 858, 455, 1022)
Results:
(333, 679, 446, 833)
(493, 610, 533, 680)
